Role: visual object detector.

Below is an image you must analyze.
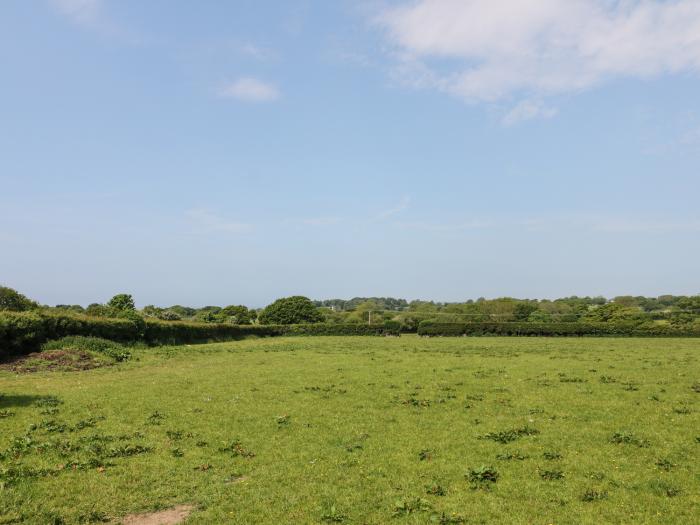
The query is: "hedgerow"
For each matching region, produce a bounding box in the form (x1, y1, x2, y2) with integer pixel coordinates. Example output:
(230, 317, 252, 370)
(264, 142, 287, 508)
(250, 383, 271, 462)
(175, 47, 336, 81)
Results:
(0, 312, 400, 357)
(416, 321, 700, 337)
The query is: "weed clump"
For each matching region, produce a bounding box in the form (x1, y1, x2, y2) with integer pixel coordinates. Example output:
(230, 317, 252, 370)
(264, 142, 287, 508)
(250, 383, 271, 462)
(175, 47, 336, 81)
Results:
(482, 426, 539, 444)
(392, 498, 432, 516)
(418, 449, 434, 461)
(609, 431, 650, 448)
(655, 458, 675, 471)
(320, 505, 346, 523)
(542, 451, 562, 460)
(219, 440, 255, 458)
(425, 483, 446, 496)
(496, 451, 528, 461)
(581, 489, 608, 502)
(467, 465, 499, 486)
(539, 469, 564, 480)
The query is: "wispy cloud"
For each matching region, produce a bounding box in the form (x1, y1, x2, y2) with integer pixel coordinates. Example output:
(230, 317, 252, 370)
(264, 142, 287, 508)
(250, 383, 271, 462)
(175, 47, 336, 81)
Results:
(376, 195, 411, 220)
(185, 209, 251, 234)
(301, 217, 342, 226)
(238, 43, 275, 60)
(392, 214, 700, 235)
(217, 77, 280, 102)
(502, 100, 558, 126)
(375, 0, 700, 123)
(395, 219, 492, 232)
(50, 0, 102, 27)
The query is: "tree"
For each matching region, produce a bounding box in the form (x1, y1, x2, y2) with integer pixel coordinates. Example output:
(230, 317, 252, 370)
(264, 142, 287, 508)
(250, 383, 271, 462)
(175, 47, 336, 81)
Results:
(86, 303, 110, 317)
(220, 305, 253, 325)
(107, 294, 135, 312)
(0, 286, 38, 311)
(258, 296, 323, 325)
(513, 302, 538, 321)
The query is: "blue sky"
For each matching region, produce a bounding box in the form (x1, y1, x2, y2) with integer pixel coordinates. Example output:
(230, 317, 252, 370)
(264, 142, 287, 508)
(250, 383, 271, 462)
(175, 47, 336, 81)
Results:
(1, 0, 699, 307)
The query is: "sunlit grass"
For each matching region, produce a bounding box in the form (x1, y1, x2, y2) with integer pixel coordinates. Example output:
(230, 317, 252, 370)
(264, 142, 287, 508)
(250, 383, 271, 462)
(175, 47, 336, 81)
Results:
(1, 336, 698, 524)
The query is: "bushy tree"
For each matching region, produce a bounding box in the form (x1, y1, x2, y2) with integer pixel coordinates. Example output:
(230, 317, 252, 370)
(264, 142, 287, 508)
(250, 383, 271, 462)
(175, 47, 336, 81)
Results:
(107, 294, 136, 312)
(513, 302, 538, 321)
(258, 296, 323, 325)
(220, 305, 253, 324)
(86, 303, 110, 317)
(158, 310, 182, 321)
(0, 286, 38, 312)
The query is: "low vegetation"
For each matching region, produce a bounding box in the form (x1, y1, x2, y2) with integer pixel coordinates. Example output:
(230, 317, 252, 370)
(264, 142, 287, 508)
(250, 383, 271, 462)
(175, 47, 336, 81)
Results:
(1, 336, 697, 523)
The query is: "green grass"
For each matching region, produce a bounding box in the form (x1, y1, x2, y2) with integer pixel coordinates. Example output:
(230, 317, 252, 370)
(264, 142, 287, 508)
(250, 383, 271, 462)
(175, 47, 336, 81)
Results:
(1, 336, 698, 524)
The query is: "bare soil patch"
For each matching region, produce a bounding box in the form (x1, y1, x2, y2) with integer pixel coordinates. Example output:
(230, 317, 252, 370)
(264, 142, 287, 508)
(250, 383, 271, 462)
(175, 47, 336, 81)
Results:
(119, 505, 194, 525)
(0, 349, 109, 373)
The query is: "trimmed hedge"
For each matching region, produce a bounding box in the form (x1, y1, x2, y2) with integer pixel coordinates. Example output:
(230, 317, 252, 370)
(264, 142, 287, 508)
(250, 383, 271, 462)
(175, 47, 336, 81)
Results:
(417, 321, 700, 337)
(0, 312, 401, 356)
(279, 322, 401, 337)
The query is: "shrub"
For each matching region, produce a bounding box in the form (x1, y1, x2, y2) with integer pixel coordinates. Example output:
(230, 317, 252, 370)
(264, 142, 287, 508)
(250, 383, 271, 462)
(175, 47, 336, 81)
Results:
(258, 296, 324, 325)
(157, 310, 182, 321)
(0, 312, 140, 357)
(42, 336, 131, 362)
(220, 305, 254, 325)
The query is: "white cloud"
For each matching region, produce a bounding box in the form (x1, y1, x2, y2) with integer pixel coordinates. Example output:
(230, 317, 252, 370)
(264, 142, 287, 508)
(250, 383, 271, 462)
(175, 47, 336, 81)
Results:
(50, 0, 101, 26)
(217, 77, 280, 102)
(185, 209, 251, 234)
(375, 0, 700, 119)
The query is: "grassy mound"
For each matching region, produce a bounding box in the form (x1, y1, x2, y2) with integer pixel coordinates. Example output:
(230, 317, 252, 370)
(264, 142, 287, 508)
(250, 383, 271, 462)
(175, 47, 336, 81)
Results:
(42, 336, 132, 362)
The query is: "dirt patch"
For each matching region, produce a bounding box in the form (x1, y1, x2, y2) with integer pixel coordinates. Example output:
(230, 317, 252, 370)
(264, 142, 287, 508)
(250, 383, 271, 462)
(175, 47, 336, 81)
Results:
(0, 349, 109, 373)
(119, 505, 194, 525)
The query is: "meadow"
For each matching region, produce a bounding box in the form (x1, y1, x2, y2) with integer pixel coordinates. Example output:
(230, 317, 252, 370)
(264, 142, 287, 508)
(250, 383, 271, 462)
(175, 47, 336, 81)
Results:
(1, 336, 698, 524)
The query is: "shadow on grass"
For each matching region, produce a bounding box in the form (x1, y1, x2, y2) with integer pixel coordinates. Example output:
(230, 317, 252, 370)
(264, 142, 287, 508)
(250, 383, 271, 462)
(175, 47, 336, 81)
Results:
(0, 393, 55, 408)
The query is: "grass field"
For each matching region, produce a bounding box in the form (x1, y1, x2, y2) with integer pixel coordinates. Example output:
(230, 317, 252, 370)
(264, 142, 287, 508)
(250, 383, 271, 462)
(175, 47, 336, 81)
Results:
(1, 336, 698, 524)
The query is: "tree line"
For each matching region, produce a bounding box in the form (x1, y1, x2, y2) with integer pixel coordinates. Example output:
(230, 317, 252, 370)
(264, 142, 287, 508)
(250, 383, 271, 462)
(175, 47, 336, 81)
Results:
(1, 286, 699, 329)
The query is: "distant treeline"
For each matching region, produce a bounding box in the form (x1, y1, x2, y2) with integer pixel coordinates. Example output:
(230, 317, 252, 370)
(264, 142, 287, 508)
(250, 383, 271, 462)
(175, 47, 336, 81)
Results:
(1, 286, 699, 352)
(2, 286, 700, 328)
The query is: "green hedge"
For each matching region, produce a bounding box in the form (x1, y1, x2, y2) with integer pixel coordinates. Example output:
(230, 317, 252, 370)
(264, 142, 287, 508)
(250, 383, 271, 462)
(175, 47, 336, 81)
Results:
(417, 321, 700, 337)
(278, 322, 401, 337)
(0, 312, 401, 357)
(143, 320, 283, 345)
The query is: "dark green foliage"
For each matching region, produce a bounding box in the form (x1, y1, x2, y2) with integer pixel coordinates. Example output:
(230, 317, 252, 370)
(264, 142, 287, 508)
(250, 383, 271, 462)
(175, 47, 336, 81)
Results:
(258, 296, 324, 325)
(0, 286, 38, 312)
(0, 311, 400, 357)
(539, 469, 564, 480)
(581, 489, 608, 502)
(609, 431, 650, 447)
(417, 320, 700, 337)
(482, 426, 539, 444)
(0, 312, 140, 357)
(542, 451, 562, 460)
(467, 465, 499, 484)
(496, 451, 528, 460)
(106, 294, 135, 312)
(220, 305, 254, 324)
